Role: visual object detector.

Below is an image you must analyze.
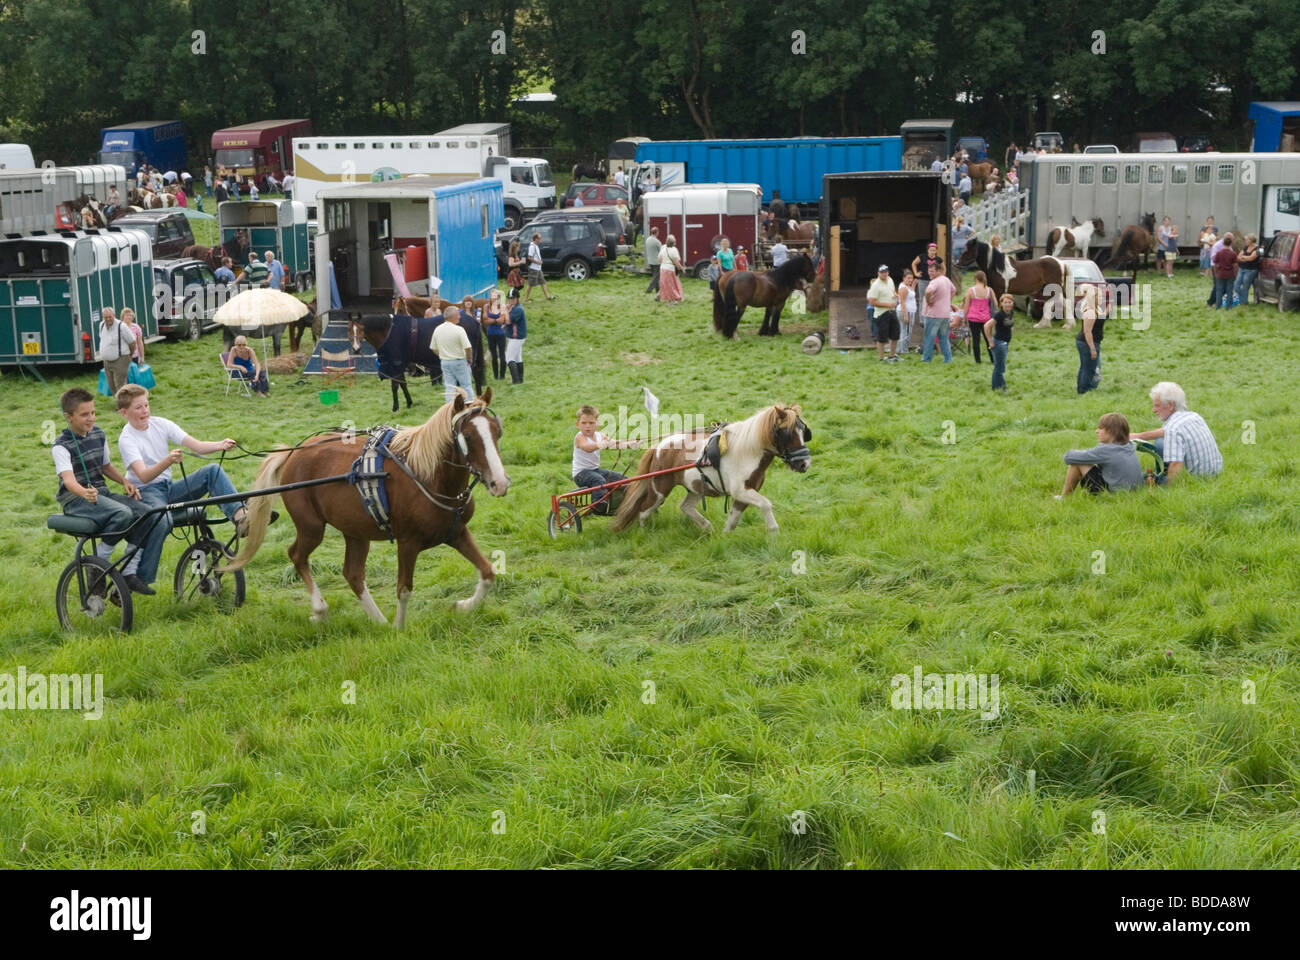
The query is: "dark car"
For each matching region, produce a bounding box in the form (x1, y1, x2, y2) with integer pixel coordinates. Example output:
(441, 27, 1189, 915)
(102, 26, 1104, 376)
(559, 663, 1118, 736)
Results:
(562, 182, 629, 209)
(528, 205, 632, 259)
(497, 219, 608, 281)
(1256, 230, 1300, 311)
(152, 258, 225, 339)
(114, 210, 195, 259)
(1178, 134, 1214, 153)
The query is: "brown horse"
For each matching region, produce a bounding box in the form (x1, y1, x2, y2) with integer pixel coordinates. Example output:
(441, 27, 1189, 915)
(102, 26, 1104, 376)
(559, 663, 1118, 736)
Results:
(611, 403, 812, 533)
(392, 295, 490, 317)
(714, 254, 817, 337)
(958, 239, 1070, 307)
(287, 301, 322, 354)
(183, 230, 249, 273)
(221, 390, 509, 627)
(966, 162, 994, 192)
(762, 218, 816, 243)
(1104, 213, 1157, 269)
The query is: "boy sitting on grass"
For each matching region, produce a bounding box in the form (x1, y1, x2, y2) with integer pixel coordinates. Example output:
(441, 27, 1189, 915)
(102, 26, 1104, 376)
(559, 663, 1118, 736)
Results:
(573, 405, 643, 514)
(1056, 412, 1143, 498)
(115, 384, 253, 541)
(52, 388, 169, 595)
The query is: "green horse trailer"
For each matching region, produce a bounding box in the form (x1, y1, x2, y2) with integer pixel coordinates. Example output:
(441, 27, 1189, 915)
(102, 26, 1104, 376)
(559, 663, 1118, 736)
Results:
(0, 228, 156, 367)
(217, 199, 312, 290)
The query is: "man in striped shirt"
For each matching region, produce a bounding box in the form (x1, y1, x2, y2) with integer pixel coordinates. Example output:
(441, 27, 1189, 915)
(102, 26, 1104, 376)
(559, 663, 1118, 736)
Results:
(1132, 381, 1223, 482)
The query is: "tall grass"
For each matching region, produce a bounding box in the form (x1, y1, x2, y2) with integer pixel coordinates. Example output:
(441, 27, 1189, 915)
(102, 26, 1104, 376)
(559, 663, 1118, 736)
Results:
(1, 260, 1296, 868)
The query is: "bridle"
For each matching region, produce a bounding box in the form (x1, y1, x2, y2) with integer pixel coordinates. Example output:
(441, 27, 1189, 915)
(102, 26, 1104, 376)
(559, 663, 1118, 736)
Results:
(773, 417, 812, 468)
(443, 404, 504, 489)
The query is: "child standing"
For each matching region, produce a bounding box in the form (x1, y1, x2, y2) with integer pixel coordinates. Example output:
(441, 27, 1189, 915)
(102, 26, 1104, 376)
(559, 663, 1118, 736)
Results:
(572, 405, 643, 514)
(53, 388, 167, 595)
(984, 293, 1015, 392)
(484, 290, 507, 381)
(505, 288, 527, 384)
(1057, 413, 1143, 497)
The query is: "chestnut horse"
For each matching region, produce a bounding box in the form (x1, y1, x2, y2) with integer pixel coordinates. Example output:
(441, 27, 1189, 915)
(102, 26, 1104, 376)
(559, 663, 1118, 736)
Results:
(714, 254, 817, 338)
(287, 301, 322, 354)
(966, 162, 994, 192)
(611, 403, 812, 533)
(221, 391, 509, 627)
(1104, 213, 1157, 269)
(183, 230, 249, 273)
(762, 218, 817, 243)
(958, 239, 1070, 308)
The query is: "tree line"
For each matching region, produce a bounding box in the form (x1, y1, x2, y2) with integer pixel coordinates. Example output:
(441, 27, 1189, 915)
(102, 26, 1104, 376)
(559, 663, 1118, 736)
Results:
(2, 0, 1298, 168)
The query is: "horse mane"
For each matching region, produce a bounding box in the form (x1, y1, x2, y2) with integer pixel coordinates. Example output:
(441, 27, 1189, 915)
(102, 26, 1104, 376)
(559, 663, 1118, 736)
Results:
(727, 403, 800, 455)
(770, 254, 807, 284)
(388, 397, 481, 483)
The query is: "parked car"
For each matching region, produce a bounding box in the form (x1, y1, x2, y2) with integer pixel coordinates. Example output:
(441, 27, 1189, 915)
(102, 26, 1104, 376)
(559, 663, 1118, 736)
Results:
(1083, 144, 1120, 154)
(956, 136, 989, 162)
(1032, 131, 1065, 152)
(1028, 257, 1135, 320)
(113, 210, 195, 259)
(529, 205, 632, 259)
(152, 258, 225, 340)
(1256, 230, 1300, 312)
(497, 219, 608, 281)
(1134, 131, 1178, 153)
(562, 181, 629, 209)
(1178, 134, 1214, 153)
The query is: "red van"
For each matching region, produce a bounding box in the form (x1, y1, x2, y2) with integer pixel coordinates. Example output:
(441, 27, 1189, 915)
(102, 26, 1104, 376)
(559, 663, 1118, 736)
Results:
(1256, 231, 1300, 311)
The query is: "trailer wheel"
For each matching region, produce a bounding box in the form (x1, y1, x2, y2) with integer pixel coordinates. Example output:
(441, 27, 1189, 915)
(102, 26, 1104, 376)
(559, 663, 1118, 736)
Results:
(693, 261, 711, 280)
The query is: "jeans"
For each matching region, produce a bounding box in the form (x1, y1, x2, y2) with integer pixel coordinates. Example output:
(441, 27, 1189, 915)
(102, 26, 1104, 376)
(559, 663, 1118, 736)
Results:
(867, 306, 878, 342)
(441, 357, 475, 401)
(1212, 276, 1234, 309)
(137, 465, 244, 582)
(922, 316, 952, 362)
(574, 468, 626, 514)
(1234, 269, 1258, 305)
(65, 488, 170, 585)
(990, 339, 1009, 389)
(898, 315, 913, 353)
(1076, 338, 1100, 394)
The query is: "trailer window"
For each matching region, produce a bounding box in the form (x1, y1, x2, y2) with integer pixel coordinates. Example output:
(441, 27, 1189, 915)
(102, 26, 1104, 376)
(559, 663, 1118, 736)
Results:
(1217, 164, 1234, 184)
(1194, 164, 1210, 183)
(427, 142, 440, 149)
(1171, 164, 1188, 184)
(1101, 165, 1117, 184)
(1147, 165, 1164, 184)
(130, 243, 139, 259)
(1078, 165, 1095, 185)
(334, 143, 346, 150)
(352, 142, 364, 149)
(481, 204, 489, 239)
(1055, 166, 1072, 185)
(447, 141, 460, 149)
(1124, 164, 1141, 184)
(390, 142, 403, 149)
(465, 141, 478, 148)
(370, 142, 383, 149)
(110, 247, 118, 265)
(408, 142, 420, 150)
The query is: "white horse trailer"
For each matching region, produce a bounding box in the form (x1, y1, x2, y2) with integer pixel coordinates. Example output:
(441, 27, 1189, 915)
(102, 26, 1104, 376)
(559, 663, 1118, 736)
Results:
(1022, 152, 1300, 257)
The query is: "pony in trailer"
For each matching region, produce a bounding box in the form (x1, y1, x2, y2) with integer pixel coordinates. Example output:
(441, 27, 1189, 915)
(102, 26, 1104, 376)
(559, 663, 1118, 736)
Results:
(611, 404, 812, 534)
(220, 391, 509, 627)
(1047, 218, 1105, 259)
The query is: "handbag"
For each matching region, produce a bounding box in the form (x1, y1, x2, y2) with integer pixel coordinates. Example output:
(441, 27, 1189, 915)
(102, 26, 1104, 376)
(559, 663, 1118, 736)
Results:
(128, 360, 156, 389)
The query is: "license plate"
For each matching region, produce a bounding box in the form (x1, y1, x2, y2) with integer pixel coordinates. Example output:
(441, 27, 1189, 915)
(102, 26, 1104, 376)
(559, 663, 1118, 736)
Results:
(22, 339, 40, 355)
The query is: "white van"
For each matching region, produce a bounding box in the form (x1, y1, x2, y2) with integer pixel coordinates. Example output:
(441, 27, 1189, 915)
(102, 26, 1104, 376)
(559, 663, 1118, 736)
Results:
(0, 143, 36, 170)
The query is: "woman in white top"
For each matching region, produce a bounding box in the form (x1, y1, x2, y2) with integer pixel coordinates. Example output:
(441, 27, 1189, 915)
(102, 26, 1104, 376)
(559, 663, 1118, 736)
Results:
(658, 235, 685, 303)
(897, 269, 919, 353)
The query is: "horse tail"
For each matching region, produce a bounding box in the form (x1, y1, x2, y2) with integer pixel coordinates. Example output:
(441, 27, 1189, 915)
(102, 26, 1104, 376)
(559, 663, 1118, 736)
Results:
(723, 278, 739, 335)
(218, 449, 291, 571)
(610, 448, 661, 532)
(712, 277, 726, 332)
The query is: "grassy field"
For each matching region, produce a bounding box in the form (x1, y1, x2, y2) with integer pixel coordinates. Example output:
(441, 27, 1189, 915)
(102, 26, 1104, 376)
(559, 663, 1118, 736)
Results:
(1, 258, 1298, 869)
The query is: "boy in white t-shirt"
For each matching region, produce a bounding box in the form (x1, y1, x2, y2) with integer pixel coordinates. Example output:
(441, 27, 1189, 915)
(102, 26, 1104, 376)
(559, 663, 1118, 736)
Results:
(115, 384, 251, 539)
(572, 405, 642, 514)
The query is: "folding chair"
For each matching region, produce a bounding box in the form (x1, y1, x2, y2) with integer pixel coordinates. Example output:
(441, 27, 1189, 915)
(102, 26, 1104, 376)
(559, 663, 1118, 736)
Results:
(1134, 439, 1166, 486)
(320, 348, 357, 387)
(221, 352, 253, 398)
(948, 318, 971, 355)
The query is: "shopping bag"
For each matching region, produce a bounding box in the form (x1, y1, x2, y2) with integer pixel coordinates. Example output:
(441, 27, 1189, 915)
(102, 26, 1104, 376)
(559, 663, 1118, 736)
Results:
(97, 368, 110, 396)
(128, 361, 156, 389)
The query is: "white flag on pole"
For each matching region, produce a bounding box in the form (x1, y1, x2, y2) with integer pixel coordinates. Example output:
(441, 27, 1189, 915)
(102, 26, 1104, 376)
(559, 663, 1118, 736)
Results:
(642, 386, 660, 419)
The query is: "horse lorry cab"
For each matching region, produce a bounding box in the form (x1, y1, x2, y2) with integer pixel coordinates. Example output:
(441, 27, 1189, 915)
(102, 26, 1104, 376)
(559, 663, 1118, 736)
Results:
(217, 199, 312, 291)
(0, 228, 158, 369)
(641, 184, 762, 279)
(211, 119, 311, 192)
(98, 121, 187, 180)
(819, 171, 951, 350)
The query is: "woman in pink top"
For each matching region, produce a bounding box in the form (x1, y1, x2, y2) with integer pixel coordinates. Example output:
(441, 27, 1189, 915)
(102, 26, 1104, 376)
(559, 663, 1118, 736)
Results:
(960, 270, 997, 364)
(122, 307, 145, 364)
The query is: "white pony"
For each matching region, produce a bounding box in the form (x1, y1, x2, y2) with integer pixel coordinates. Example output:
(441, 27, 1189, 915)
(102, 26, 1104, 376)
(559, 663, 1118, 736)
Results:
(1048, 217, 1105, 260)
(611, 404, 812, 533)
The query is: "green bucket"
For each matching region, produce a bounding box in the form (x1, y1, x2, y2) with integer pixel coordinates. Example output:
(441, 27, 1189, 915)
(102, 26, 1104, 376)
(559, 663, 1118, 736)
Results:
(319, 389, 340, 405)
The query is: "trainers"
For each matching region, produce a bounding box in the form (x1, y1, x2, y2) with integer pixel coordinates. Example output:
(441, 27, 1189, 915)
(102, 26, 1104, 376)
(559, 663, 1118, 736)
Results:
(124, 574, 156, 595)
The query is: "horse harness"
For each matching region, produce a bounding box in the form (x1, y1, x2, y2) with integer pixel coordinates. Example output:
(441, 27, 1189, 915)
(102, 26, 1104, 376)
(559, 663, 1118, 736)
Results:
(347, 407, 501, 540)
(691, 417, 811, 495)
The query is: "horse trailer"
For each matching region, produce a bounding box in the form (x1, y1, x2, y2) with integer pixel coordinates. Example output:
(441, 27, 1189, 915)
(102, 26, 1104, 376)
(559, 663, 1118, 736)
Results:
(642, 184, 761, 279)
(820, 171, 952, 349)
(2, 166, 128, 233)
(217, 199, 312, 290)
(0, 228, 157, 368)
(1021, 152, 1300, 257)
(315, 175, 504, 317)
(98, 121, 187, 179)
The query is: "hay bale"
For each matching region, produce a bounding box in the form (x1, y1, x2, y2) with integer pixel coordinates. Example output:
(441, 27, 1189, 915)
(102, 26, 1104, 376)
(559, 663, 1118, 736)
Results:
(267, 352, 307, 375)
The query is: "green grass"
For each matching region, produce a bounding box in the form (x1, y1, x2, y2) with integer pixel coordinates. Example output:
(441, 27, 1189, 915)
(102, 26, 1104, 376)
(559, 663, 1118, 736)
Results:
(2, 263, 1298, 868)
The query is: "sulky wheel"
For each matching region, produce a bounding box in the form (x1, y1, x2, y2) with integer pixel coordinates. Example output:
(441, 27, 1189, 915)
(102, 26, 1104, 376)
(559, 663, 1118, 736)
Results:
(56, 555, 133, 633)
(547, 502, 582, 539)
(173, 538, 245, 610)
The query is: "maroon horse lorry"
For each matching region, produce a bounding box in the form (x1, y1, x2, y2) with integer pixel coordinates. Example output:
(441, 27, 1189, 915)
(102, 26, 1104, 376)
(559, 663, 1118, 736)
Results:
(211, 119, 312, 191)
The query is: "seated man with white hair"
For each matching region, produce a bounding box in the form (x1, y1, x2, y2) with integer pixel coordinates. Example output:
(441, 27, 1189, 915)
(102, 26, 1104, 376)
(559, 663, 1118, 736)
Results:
(1131, 381, 1223, 482)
